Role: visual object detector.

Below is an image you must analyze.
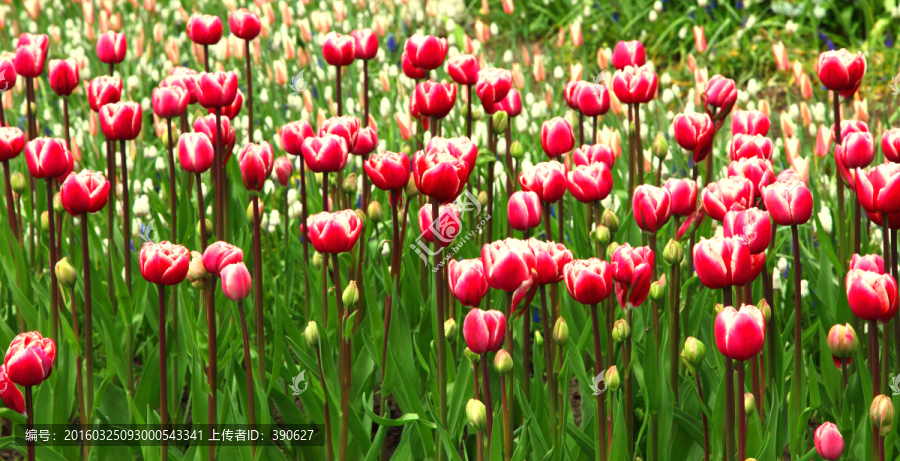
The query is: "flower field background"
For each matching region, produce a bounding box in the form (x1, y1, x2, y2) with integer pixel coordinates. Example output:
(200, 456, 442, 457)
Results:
(1, 0, 900, 460)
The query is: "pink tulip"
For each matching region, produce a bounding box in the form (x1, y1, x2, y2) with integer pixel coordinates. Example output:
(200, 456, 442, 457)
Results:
(729, 133, 773, 161)
(448, 54, 480, 86)
(693, 26, 707, 53)
(24, 137, 69, 179)
(816, 49, 866, 98)
(715, 304, 765, 361)
(508, 191, 542, 232)
(731, 110, 770, 136)
(573, 144, 614, 169)
(187, 14, 223, 45)
(541, 117, 575, 158)
(401, 51, 427, 80)
(576, 83, 610, 117)
(301, 135, 348, 173)
(221, 261, 252, 301)
(238, 142, 275, 192)
(404, 34, 447, 71)
(351, 29, 378, 60)
(700, 177, 754, 221)
(322, 32, 356, 67)
(139, 241, 190, 286)
(60, 169, 110, 215)
(273, 156, 293, 187)
(633, 185, 672, 233)
(563, 258, 613, 305)
(48, 59, 79, 97)
(413, 148, 469, 204)
(418, 203, 461, 247)
(229, 9, 261, 41)
(318, 115, 360, 151)
(761, 179, 814, 225)
(482, 238, 536, 293)
(496, 88, 522, 117)
(0, 365, 24, 414)
(14, 33, 49, 78)
(475, 68, 512, 105)
(882, 129, 900, 164)
(99, 102, 142, 141)
(567, 163, 613, 203)
(663, 178, 698, 217)
(87, 76, 123, 112)
(855, 163, 900, 214)
(846, 269, 898, 321)
(202, 241, 243, 276)
(612, 64, 657, 104)
(723, 208, 771, 255)
(527, 239, 573, 286)
(96, 30, 126, 64)
(448, 259, 490, 308)
(693, 236, 752, 289)
(519, 162, 568, 203)
(850, 253, 884, 274)
(704, 75, 736, 111)
(0, 54, 17, 91)
(193, 114, 236, 162)
(4, 332, 55, 387)
(364, 151, 411, 193)
(611, 40, 645, 70)
(152, 85, 189, 119)
(727, 158, 775, 199)
(196, 71, 238, 109)
(610, 244, 653, 308)
(814, 422, 844, 461)
(415, 81, 457, 119)
(834, 131, 875, 169)
(673, 112, 714, 162)
(307, 209, 363, 254)
(463, 308, 505, 354)
(0, 127, 26, 162)
(280, 121, 316, 156)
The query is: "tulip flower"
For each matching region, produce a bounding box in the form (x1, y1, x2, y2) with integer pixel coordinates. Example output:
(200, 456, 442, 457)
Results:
(351, 126, 377, 156)
(507, 191, 542, 232)
(576, 83, 610, 117)
(319, 115, 361, 151)
(221, 261, 252, 302)
(476, 68, 513, 105)
(611, 64, 657, 104)
(693, 26, 707, 53)
(281, 121, 316, 156)
(519, 162, 567, 204)
(322, 32, 356, 67)
(526, 239, 573, 286)
(572, 144, 614, 169)
(540, 117, 575, 158)
(846, 269, 899, 321)
(814, 422, 844, 460)
(14, 33, 48, 78)
(60, 170, 110, 216)
(196, 71, 238, 109)
(610, 243, 654, 308)
(208, 90, 243, 119)
(418, 203, 461, 247)
(816, 49, 866, 97)
(612, 40, 645, 70)
(715, 304, 765, 361)
(463, 308, 506, 354)
(48, 59, 78, 97)
(851, 253, 884, 274)
(0, 128, 25, 162)
(827, 323, 857, 369)
(564, 80, 587, 111)
(0, 54, 18, 95)
(632, 185, 672, 233)
(673, 112, 714, 162)
(177, 132, 215, 174)
(87, 76, 123, 112)
(99, 102, 142, 141)
(693, 236, 752, 289)
(404, 34, 447, 71)
(663, 178, 698, 217)
(96, 30, 126, 64)
(401, 51, 428, 80)
(415, 81, 457, 119)
(4, 331, 56, 387)
(882, 129, 900, 164)
(24, 138, 70, 179)
(567, 163, 613, 203)
(448, 54, 480, 86)
(238, 142, 275, 192)
(563, 258, 613, 305)
(835, 131, 875, 169)
(731, 110, 770, 136)
(760, 179, 814, 225)
(496, 89, 522, 117)
(701, 177, 754, 221)
(187, 14, 223, 45)
(482, 238, 536, 293)
(704, 75, 737, 113)
(350, 29, 378, 60)
(729, 133, 774, 161)
(364, 151, 411, 195)
(161, 70, 199, 105)
(413, 148, 470, 204)
(301, 135, 348, 173)
(152, 86, 189, 119)
(202, 241, 244, 277)
(139, 241, 190, 286)
(723, 208, 771, 255)
(727, 158, 775, 199)
(228, 8, 261, 41)
(0, 365, 24, 414)
(307, 209, 363, 254)
(273, 156, 293, 188)
(448, 259, 490, 307)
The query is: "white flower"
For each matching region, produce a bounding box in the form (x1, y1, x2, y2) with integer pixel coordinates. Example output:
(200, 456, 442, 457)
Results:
(134, 195, 151, 217)
(287, 188, 299, 205)
(648, 10, 657, 22)
(800, 280, 809, 298)
(263, 179, 276, 195)
(155, 157, 166, 172)
(817, 207, 832, 235)
(773, 271, 783, 291)
(552, 66, 564, 80)
(746, 79, 761, 96)
(653, 1, 663, 11)
(785, 20, 799, 35)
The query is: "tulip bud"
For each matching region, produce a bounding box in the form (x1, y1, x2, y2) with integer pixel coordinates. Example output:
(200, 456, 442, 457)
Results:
(605, 242, 620, 261)
(681, 337, 706, 374)
(444, 318, 458, 340)
(53, 192, 64, 213)
(354, 209, 367, 228)
(342, 172, 358, 195)
(827, 323, 857, 359)
(494, 349, 513, 376)
(246, 202, 257, 221)
(510, 140, 524, 159)
(593, 225, 610, 245)
(601, 209, 619, 234)
(187, 251, 209, 289)
(871, 395, 894, 436)
(649, 281, 665, 300)
(342, 280, 359, 306)
(464, 347, 481, 365)
(404, 175, 419, 198)
(612, 319, 631, 343)
(305, 321, 320, 347)
(663, 239, 684, 266)
(477, 191, 488, 207)
(744, 392, 756, 414)
(652, 133, 668, 159)
(314, 172, 324, 186)
(714, 303, 724, 314)
(466, 399, 487, 432)
(492, 110, 509, 134)
(41, 211, 50, 231)
(553, 317, 569, 345)
(55, 257, 77, 288)
(534, 330, 543, 346)
(367, 201, 383, 222)
(197, 219, 213, 239)
(605, 366, 620, 391)
(10, 173, 26, 194)
(757, 298, 771, 321)
(312, 252, 323, 268)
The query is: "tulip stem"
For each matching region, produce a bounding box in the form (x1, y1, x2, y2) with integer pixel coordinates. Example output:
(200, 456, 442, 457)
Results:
(869, 318, 880, 458)
(158, 284, 169, 461)
(214, 108, 224, 242)
(431, 197, 448, 461)
(669, 260, 680, 404)
(336, 65, 342, 116)
(207, 277, 218, 461)
(834, 93, 846, 268)
(737, 360, 747, 461)
(500, 374, 511, 461)
(480, 356, 494, 455)
(378, 192, 402, 449)
(315, 341, 334, 461)
(881, 216, 892, 393)
(892, 229, 900, 375)
(25, 385, 34, 461)
(81, 213, 95, 426)
(591, 303, 608, 461)
(299, 156, 311, 323)
(538, 284, 558, 448)
(203, 44, 209, 73)
(26, 77, 37, 272)
(623, 308, 633, 457)
(236, 300, 258, 458)
(321, 172, 329, 328)
(67, 284, 89, 461)
(244, 39, 253, 143)
(120, 139, 132, 293)
(466, 85, 473, 140)
(2, 161, 17, 239)
(196, 172, 208, 250)
(474, 363, 484, 461)
(627, 104, 635, 203)
(790, 224, 803, 459)
(252, 195, 265, 382)
(695, 371, 710, 461)
(105, 136, 117, 312)
(331, 253, 351, 461)
(635, 104, 644, 188)
(723, 356, 735, 461)
(46, 179, 59, 346)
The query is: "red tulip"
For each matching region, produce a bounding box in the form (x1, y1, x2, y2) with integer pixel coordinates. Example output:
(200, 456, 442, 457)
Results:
(0, 54, 17, 91)
(714, 304, 765, 361)
(701, 177, 754, 221)
(161, 70, 199, 105)
(24, 138, 69, 179)
(731, 110, 770, 137)
(274, 156, 293, 187)
(577, 83, 610, 117)
(0, 365, 24, 414)
(727, 158, 775, 199)
(96, 31, 126, 64)
(87, 76, 123, 112)
(401, 51, 427, 80)
(541, 117, 575, 158)
(866, 210, 900, 229)
(187, 14, 223, 45)
(816, 49, 866, 97)
(633, 185, 672, 233)
(281, 121, 316, 156)
(567, 163, 613, 203)
(228, 9, 261, 41)
(0, 128, 25, 162)
(693, 236, 752, 289)
(221, 261, 252, 301)
(364, 151, 411, 193)
(238, 142, 275, 192)
(563, 258, 613, 305)
(519, 162, 567, 203)
(318, 115, 360, 151)
(207, 90, 243, 119)
(415, 81, 457, 119)
(723, 208, 771, 255)
(404, 34, 447, 71)
(564, 80, 587, 111)
(834, 131, 874, 169)
(496, 88, 522, 117)
(139, 241, 190, 286)
(832, 120, 869, 141)
(612, 40, 645, 70)
(448, 54, 480, 86)
(846, 269, 898, 321)
(202, 241, 244, 276)
(413, 148, 469, 204)
(527, 239, 573, 285)
(301, 135, 348, 173)
(351, 29, 378, 60)
(448, 259, 490, 307)
(729, 134, 774, 161)
(307, 209, 363, 254)
(508, 191, 542, 232)
(13, 33, 48, 78)
(573, 144, 614, 169)
(663, 178, 698, 217)
(610, 244, 653, 308)
(175, 133, 215, 175)
(749, 252, 767, 281)
(60, 170, 110, 215)
(704, 75, 737, 111)
(463, 308, 506, 354)
(761, 179, 814, 225)
(476, 68, 512, 105)
(99, 102, 142, 141)
(883, 129, 900, 164)
(193, 114, 236, 162)
(850, 253, 884, 274)
(677, 208, 706, 240)
(4, 332, 55, 387)
(672, 112, 714, 162)
(322, 32, 356, 67)
(196, 71, 238, 109)
(152, 85, 189, 119)
(48, 59, 79, 97)
(814, 422, 844, 461)
(418, 203, 461, 247)
(611, 64, 657, 104)
(482, 238, 536, 293)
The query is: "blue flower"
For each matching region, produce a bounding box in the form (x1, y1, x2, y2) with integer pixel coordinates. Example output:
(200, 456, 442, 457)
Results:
(887, 32, 894, 48)
(612, 12, 619, 22)
(387, 33, 397, 52)
(532, 308, 541, 324)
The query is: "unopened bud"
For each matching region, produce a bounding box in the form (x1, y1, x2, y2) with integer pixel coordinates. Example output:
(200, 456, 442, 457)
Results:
(492, 110, 509, 134)
(649, 281, 665, 300)
(41, 211, 50, 230)
(593, 225, 610, 246)
(606, 242, 620, 261)
(553, 317, 569, 345)
(744, 392, 756, 414)
(354, 209, 367, 227)
(367, 201, 383, 222)
(600, 209, 619, 234)
(305, 321, 320, 348)
(55, 257, 77, 288)
(663, 239, 684, 266)
(652, 133, 668, 159)
(197, 218, 213, 239)
(404, 175, 419, 198)
(53, 192, 64, 213)
(757, 298, 771, 321)
(612, 319, 630, 343)
(477, 191, 488, 207)
(605, 366, 621, 391)
(342, 172, 358, 195)
(444, 318, 457, 340)
(681, 337, 706, 374)
(186, 251, 208, 289)
(342, 280, 359, 306)
(714, 303, 724, 314)
(464, 347, 481, 364)
(534, 330, 543, 346)
(466, 399, 487, 432)
(10, 172, 26, 194)
(827, 323, 857, 359)
(494, 349, 513, 376)
(871, 395, 894, 436)
(312, 252, 323, 269)
(510, 140, 524, 159)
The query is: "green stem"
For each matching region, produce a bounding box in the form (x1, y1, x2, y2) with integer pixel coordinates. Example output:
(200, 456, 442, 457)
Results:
(237, 300, 257, 458)
(791, 224, 803, 459)
(432, 197, 447, 461)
